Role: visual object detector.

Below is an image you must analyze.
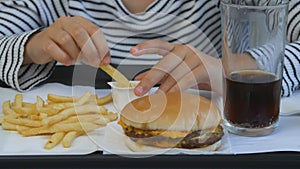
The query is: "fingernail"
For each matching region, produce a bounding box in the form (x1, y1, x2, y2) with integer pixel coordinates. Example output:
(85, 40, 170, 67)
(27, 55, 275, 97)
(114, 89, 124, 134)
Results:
(103, 57, 110, 64)
(130, 47, 139, 54)
(135, 86, 144, 96)
(65, 59, 73, 66)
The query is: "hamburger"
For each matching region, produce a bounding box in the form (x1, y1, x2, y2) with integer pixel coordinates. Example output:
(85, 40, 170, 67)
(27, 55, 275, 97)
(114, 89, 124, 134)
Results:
(118, 91, 224, 152)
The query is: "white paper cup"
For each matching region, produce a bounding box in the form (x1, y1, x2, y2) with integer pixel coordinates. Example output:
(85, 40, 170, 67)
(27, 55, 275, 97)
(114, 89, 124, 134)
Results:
(108, 81, 142, 112)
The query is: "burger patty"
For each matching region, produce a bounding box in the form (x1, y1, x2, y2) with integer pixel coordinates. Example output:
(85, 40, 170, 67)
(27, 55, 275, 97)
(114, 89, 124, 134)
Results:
(122, 122, 224, 149)
(179, 126, 224, 148)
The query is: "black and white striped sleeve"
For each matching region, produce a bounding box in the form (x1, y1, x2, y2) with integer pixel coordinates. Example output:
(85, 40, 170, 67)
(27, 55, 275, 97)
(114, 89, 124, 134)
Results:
(0, 28, 57, 92)
(280, 0, 300, 97)
(281, 41, 300, 97)
(247, 41, 300, 97)
(0, 0, 67, 92)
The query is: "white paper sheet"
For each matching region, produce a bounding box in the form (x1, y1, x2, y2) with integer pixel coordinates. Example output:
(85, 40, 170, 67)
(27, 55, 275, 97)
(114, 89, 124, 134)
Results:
(229, 116, 300, 154)
(280, 90, 300, 115)
(0, 83, 113, 155)
(100, 116, 300, 156)
(1, 83, 300, 156)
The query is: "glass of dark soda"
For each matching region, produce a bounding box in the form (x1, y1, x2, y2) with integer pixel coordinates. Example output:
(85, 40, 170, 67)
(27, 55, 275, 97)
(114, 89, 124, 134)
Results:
(221, 0, 289, 136)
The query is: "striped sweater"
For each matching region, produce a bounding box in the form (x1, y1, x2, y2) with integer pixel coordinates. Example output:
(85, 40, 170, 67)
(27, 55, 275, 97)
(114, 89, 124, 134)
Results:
(0, 0, 299, 96)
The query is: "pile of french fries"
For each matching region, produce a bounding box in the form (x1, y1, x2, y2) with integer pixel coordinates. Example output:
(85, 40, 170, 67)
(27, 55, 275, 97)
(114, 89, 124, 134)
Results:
(0, 92, 117, 150)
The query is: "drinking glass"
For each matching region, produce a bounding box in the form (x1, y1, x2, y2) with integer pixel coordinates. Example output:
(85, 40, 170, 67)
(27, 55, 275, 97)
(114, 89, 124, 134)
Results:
(221, 0, 289, 136)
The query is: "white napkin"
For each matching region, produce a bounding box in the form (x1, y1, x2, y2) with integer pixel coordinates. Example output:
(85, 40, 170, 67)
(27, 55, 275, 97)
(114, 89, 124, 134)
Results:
(280, 90, 300, 116)
(229, 116, 300, 154)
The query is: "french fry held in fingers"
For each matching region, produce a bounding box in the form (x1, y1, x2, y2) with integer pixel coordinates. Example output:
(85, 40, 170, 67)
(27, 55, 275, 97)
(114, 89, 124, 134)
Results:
(99, 64, 131, 87)
(0, 91, 117, 150)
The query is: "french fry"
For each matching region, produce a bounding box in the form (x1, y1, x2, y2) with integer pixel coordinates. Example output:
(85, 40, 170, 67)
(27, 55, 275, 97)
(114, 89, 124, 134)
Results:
(61, 114, 103, 124)
(105, 112, 119, 121)
(1, 120, 19, 131)
(93, 117, 111, 125)
(37, 106, 61, 116)
(22, 102, 36, 109)
(49, 102, 74, 110)
(20, 122, 100, 136)
(38, 95, 71, 115)
(2, 100, 15, 115)
(3, 113, 20, 120)
(45, 92, 94, 111)
(15, 124, 30, 131)
(75, 92, 94, 105)
(42, 105, 107, 126)
(13, 94, 23, 108)
(97, 93, 113, 105)
(12, 106, 38, 115)
(40, 113, 48, 119)
(56, 122, 101, 132)
(46, 99, 54, 105)
(36, 96, 44, 109)
(47, 94, 75, 103)
(4, 117, 42, 127)
(99, 64, 131, 87)
(11, 94, 38, 115)
(44, 132, 66, 149)
(62, 131, 83, 148)
(18, 127, 43, 136)
(2, 120, 30, 131)
(27, 114, 42, 120)
(93, 113, 118, 125)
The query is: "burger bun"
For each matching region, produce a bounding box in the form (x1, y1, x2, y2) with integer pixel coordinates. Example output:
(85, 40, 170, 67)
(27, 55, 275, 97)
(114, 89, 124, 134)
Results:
(124, 135, 222, 153)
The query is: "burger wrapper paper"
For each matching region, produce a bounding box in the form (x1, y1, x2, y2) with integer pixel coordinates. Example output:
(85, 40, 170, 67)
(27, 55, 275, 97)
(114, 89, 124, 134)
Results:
(99, 122, 233, 155)
(98, 88, 233, 155)
(100, 115, 300, 155)
(99, 89, 300, 155)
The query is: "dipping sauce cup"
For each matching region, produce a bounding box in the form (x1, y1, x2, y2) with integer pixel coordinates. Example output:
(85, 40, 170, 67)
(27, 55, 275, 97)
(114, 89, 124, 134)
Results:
(108, 81, 142, 112)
